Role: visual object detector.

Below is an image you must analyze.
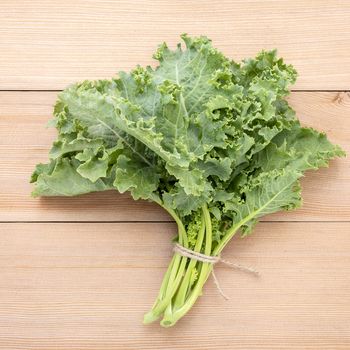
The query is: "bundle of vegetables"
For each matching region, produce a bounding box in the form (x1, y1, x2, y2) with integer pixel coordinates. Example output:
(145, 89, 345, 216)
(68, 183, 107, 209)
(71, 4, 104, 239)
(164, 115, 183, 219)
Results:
(31, 35, 345, 327)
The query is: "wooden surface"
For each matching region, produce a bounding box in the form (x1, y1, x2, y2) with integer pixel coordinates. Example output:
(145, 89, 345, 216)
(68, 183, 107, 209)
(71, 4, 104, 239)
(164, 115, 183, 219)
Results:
(1, 223, 350, 350)
(0, 1, 349, 349)
(1, 0, 350, 90)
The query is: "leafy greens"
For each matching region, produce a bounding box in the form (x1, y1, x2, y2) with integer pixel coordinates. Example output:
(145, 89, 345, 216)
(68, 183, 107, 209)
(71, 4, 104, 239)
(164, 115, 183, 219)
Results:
(31, 34, 345, 327)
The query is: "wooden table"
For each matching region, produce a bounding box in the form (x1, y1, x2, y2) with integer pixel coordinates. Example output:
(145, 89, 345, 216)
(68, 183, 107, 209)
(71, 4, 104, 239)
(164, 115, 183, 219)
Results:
(0, 1, 349, 349)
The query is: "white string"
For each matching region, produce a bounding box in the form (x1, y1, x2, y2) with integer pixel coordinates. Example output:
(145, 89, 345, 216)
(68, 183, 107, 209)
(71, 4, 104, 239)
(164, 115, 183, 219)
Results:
(173, 243, 259, 300)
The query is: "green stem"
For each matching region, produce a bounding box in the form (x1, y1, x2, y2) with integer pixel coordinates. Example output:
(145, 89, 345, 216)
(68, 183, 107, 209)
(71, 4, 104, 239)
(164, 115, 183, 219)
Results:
(160, 204, 213, 327)
(213, 214, 254, 255)
(202, 204, 212, 255)
(143, 202, 189, 324)
(163, 210, 256, 325)
(145, 202, 248, 326)
(159, 203, 188, 247)
(144, 255, 188, 323)
(168, 210, 206, 311)
(161, 264, 213, 327)
(143, 255, 176, 324)
(147, 199, 261, 326)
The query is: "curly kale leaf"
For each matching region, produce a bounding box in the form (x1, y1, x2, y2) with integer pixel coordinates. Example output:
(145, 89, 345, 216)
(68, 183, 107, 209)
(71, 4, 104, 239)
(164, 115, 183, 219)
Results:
(31, 34, 344, 221)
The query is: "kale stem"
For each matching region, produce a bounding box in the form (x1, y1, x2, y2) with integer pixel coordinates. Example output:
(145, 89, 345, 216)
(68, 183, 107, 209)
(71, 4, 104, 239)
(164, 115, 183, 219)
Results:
(202, 204, 212, 255)
(158, 208, 255, 325)
(144, 255, 187, 322)
(143, 202, 189, 324)
(213, 214, 255, 255)
(169, 209, 206, 311)
(143, 255, 176, 324)
(160, 204, 213, 327)
(158, 203, 188, 247)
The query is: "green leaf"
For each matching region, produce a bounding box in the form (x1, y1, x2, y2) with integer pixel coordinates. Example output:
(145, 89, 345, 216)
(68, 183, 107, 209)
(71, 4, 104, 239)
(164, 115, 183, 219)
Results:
(197, 156, 232, 181)
(31, 158, 113, 197)
(254, 126, 346, 173)
(49, 135, 104, 159)
(113, 155, 160, 201)
(76, 149, 109, 183)
(162, 183, 212, 216)
(224, 170, 302, 236)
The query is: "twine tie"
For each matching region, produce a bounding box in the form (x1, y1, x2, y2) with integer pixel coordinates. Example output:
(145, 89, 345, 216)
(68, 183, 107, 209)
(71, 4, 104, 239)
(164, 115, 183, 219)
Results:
(173, 243, 259, 300)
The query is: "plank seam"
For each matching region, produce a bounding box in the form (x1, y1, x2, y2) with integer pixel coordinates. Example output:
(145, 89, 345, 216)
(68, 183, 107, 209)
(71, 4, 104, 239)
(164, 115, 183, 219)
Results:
(0, 220, 349, 224)
(0, 89, 349, 93)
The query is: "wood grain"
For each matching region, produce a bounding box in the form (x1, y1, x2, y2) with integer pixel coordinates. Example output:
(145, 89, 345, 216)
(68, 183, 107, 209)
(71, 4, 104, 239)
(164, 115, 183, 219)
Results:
(0, 222, 349, 349)
(0, 0, 350, 90)
(0, 91, 348, 222)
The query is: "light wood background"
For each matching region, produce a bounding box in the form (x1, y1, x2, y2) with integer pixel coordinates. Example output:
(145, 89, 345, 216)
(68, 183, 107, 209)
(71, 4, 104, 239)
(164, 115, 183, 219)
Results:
(0, 1, 349, 349)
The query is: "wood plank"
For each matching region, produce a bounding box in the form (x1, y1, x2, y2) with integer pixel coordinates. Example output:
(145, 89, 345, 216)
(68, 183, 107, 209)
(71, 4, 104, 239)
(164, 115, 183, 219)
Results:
(0, 222, 349, 349)
(0, 91, 349, 222)
(0, 0, 349, 90)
